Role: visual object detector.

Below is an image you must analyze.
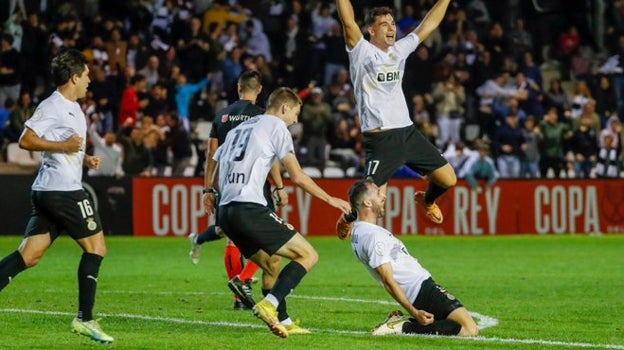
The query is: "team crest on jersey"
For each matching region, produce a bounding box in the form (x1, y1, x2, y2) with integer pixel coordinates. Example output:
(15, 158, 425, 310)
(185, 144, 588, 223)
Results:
(86, 218, 97, 231)
(374, 241, 385, 256)
(31, 109, 43, 121)
(221, 114, 229, 123)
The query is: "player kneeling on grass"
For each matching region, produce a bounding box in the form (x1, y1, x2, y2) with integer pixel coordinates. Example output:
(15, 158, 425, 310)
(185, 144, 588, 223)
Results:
(347, 179, 478, 337)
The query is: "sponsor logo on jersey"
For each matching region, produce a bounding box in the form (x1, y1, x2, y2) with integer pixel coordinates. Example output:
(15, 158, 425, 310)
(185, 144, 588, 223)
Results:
(376, 71, 400, 82)
(221, 114, 253, 123)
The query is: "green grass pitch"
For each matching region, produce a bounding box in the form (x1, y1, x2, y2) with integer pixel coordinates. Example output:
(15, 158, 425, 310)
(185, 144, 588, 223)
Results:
(0, 234, 623, 349)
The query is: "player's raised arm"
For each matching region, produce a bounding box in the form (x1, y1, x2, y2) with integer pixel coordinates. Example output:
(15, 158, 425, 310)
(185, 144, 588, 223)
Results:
(413, 0, 451, 42)
(336, 0, 362, 49)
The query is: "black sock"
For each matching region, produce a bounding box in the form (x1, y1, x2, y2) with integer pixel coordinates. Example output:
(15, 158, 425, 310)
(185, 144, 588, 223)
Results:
(425, 182, 449, 204)
(270, 261, 307, 303)
(263, 288, 289, 321)
(77, 253, 103, 321)
(0, 251, 27, 291)
(196, 225, 222, 244)
(403, 319, 462, 335)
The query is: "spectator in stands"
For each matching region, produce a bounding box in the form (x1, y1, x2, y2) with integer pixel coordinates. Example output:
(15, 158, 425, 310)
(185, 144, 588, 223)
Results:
(138, 55, 161, 89)
(600, 115, 622, 150)
(116, 119, 153, 176)
(514, 71, 543, 121)
(544, 77, 571, 118)
(301, 87, 332, 170)
(539, 107, 573, 178)
(281, 13, 312, 90)
(329, 118, 361, 170)
(310, 2, 338, 82)
(150, 114, 170, 176)
(558, 25, 581, 73)
(476, 71, 516, 139)
(144, 82, 171, 119)
(164, 113, 193, 176)
(595, 134, 620, 178)
(593, 75, 618, 126)
(87, 119, 124, 178)
(571, 116, 598, 178)
(4, 92, 34, 143)
(126, 33, 152, 72)
(570, 79, 593, 120)
(484, 22, 506, 69)
(105, 27, 127, 75)
(432, 71, 465, 148)
(465, 140, 497, 192)
(0, 97, 14, 146)
(411, 93, 438, 145)
(443, 141, 476, 179)
(178, 15, 210, 82)
(404, 45, 436, 98)
(0, 33, 22, 108)
(222, 45, 244, 100)
(323, 22, 349, 87)
(20, 13, 48, 97)
(88, 66, 117, 134)
(175, 72, 211, 131)
(521, 115, 541, 178)
(120, 73, 148, 128)
(202, 0, 247, 33)
(507, 18, 533, 63)
(243, 19, 272, 63)
(494, 113, 526, 178)
(521, 51, 542, 91)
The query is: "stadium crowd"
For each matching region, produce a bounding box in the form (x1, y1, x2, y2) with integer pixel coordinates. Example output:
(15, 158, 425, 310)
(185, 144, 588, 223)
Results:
(0, 0, 623, 179)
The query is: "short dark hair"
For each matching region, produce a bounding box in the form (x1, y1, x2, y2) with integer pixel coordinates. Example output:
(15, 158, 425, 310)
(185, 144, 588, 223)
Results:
(348, 179, 375, 212)
(238, 70, 262, 93)
(50, 48, 87, 87)
(267, 87, 301, 110)
(364, 7, 395, 27)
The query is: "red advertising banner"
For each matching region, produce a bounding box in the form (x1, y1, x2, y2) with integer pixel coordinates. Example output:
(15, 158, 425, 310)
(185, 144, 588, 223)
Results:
(133, 178, 624, 237)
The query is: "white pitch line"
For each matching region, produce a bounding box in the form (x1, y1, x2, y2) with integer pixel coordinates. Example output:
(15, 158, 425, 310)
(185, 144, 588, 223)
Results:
(1, 308, 623, 349)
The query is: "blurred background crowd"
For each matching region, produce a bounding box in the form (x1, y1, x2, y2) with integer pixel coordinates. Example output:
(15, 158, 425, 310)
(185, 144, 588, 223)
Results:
(0, 0, 623, 180)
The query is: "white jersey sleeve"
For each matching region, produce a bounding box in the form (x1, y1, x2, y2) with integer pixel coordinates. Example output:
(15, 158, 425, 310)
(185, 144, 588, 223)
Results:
(351, 221, 431, 302)
(348, 33, 420, 132)
(25, 91, 87, 191)
(216, 115, 293, 206)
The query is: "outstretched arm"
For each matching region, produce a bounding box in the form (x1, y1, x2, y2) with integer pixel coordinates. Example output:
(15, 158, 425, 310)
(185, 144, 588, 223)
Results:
(282, 152, 351, 214)
(413, 0, 451, 42)
(336, 0, 362, 49)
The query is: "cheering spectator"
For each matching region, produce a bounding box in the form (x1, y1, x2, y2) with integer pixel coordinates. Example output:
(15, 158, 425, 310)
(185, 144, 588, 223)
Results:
(538, 107, 574, 178)
(119, 74, 148, 127)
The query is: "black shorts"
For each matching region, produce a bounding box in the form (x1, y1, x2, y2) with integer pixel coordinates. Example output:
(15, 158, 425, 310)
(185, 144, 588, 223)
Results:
(218, 202, 297, 258)
(214, 180, 274, 226)
(412, 277, 463, 319)
(363, 125, 448, 186)
(25, 190, 103, 241)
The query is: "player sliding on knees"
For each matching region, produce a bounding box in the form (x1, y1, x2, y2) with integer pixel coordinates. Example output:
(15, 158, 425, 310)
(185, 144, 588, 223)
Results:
(347, 180, 479, 337)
